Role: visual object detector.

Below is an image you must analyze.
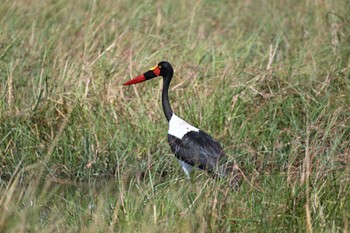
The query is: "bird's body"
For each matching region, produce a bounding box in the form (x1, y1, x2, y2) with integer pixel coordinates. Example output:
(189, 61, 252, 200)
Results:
(124, 61, 229, 178)
(167, 114, 226, 177)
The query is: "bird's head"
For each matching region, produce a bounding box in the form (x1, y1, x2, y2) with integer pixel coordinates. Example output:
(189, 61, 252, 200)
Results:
(123, 61, 173, 85)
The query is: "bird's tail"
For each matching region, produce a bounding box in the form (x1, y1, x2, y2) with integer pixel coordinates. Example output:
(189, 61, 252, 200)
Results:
(215, 161, 242, 188)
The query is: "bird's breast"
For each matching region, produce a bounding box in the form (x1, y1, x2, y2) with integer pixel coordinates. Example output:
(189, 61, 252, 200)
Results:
(168, 114, 199, 139)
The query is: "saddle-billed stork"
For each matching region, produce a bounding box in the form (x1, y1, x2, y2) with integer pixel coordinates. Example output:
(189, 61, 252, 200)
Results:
(123, 61, 232, 178)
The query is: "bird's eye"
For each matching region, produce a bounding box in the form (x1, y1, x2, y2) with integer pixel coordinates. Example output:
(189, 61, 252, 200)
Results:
(158, 65, 162, 69)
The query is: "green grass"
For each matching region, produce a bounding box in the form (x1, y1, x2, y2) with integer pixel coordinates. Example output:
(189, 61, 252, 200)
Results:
(1, 0, 350, 232)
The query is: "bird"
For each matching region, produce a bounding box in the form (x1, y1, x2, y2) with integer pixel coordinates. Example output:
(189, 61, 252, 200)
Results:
(123, 61, 235, 179)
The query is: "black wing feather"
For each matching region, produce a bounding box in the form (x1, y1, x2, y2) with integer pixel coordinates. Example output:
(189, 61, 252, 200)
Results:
(168, 130, 226, 172)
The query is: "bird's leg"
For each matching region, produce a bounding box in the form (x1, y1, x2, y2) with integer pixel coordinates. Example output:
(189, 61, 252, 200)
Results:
(178, 160, 193, 179)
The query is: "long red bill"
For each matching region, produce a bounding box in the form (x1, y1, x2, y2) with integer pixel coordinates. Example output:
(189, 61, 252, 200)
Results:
(123, 66, 161, 86)
(123, 74, 146, 85)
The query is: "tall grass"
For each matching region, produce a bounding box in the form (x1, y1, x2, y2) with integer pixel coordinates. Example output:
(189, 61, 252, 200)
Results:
(1, 0, 350, 232)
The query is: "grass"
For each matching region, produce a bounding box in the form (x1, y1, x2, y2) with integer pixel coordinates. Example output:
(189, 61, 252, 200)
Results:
(1, 0, 350, 232)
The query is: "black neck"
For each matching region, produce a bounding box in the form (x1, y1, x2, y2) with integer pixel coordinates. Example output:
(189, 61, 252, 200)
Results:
(162, 72, 174, 122)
